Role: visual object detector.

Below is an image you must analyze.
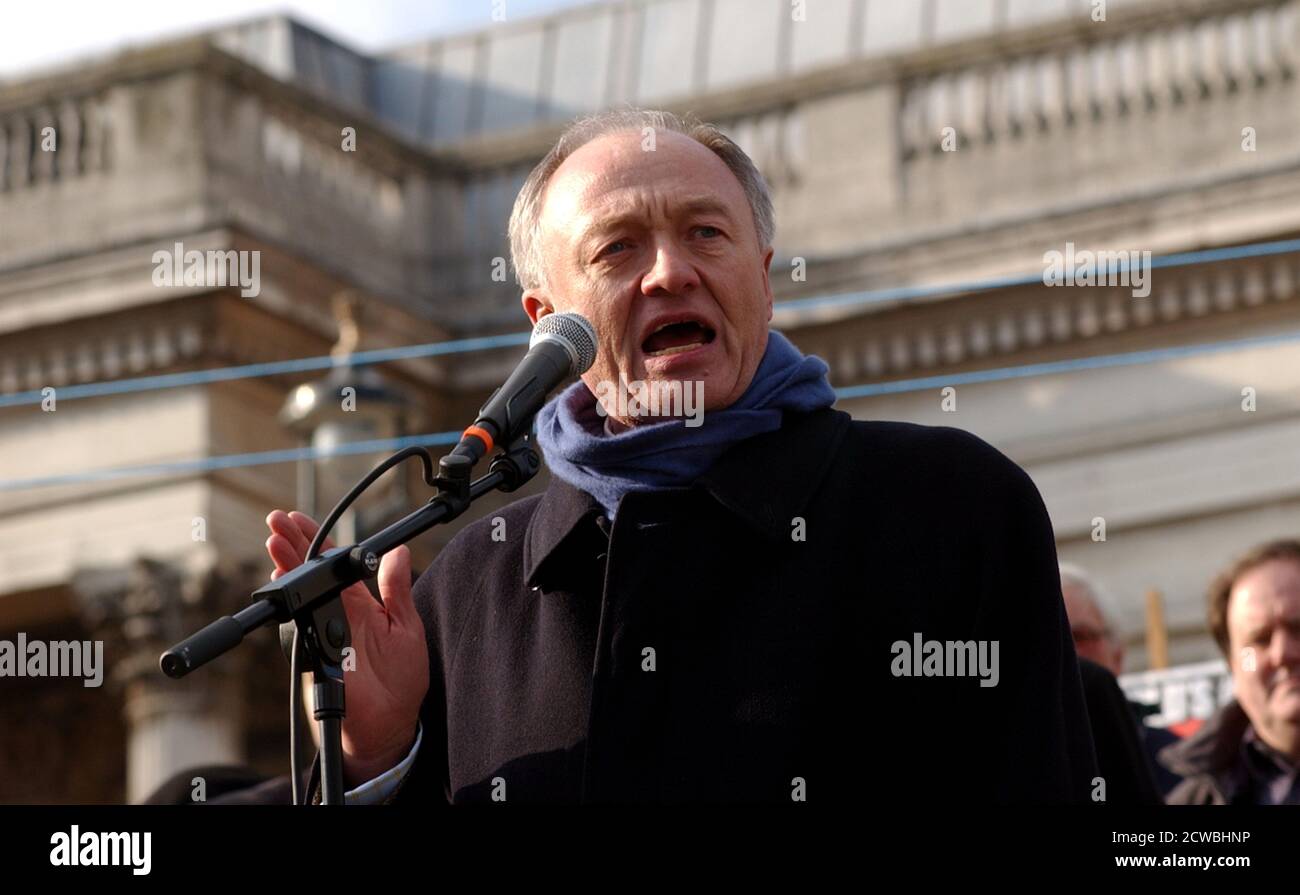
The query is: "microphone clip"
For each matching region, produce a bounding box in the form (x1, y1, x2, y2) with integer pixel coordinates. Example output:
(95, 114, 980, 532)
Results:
(487, 431, 541, 493)
(433, 452, 473, 516)
(432, 430, 539, 516)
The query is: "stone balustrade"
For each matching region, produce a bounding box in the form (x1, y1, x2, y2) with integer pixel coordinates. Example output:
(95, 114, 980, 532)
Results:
(896, 0, 1300, 234)
(0, 93, 112, 192)
(0, 44, 460, 320)
(901, 2, 1299, 158)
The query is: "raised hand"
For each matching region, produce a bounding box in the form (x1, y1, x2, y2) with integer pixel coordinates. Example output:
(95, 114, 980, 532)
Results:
(265, 509, 429, 786)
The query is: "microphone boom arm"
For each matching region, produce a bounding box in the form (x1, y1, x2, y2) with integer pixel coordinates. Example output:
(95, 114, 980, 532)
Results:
(158, 431, 542, 803)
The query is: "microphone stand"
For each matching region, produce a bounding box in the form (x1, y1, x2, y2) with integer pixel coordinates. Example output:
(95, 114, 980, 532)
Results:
(158, 432, 541, 804)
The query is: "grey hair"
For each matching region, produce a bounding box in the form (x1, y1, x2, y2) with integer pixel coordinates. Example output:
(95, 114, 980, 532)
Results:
(507, 107, 776, 292)
(1059, 562, 1123, 641)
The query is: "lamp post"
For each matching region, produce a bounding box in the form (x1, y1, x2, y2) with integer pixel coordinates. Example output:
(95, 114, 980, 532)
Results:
(276, 293, 413, 776)
(278, 293, 412, 542)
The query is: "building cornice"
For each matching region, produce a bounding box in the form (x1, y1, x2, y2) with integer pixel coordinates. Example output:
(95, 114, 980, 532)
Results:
(0, 39, 461, 177)
(436, 0, 1286, 169)
(793, 248, 1300, 387)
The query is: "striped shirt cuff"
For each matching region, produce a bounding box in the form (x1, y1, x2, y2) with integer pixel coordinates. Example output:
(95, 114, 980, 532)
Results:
(343, 722, 422, 805)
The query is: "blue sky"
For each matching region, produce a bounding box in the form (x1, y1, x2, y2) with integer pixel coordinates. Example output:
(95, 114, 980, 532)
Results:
(0, 0, 602, 76)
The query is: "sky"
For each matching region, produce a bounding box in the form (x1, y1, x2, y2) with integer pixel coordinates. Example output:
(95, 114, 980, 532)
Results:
(0, 0, 603, 77)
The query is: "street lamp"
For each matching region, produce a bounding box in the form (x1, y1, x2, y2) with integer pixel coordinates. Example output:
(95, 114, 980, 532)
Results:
(279, 293, 412, 542)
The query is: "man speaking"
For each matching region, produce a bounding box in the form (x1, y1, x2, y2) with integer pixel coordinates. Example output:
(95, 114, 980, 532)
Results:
(265, 108, 1097, 804)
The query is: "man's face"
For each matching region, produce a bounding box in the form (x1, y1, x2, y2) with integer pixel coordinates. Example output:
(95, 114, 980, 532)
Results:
(1227, 558, 1300, 757)
(1062, 586, 1123, 676)
(522, 129, 774, 426)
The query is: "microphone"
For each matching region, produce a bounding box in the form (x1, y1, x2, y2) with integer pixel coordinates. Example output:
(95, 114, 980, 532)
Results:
(452, 311, 597, 465)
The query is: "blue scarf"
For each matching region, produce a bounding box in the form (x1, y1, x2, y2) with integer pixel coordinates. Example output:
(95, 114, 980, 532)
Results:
(534, 329, 837, 519)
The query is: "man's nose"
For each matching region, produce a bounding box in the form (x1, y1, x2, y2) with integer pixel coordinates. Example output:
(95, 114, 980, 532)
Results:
(641, 241, 699, 296)
(1275, 629, 1300, 667)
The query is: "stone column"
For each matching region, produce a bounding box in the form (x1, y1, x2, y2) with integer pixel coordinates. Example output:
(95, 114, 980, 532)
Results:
(74, 551, 261, 803)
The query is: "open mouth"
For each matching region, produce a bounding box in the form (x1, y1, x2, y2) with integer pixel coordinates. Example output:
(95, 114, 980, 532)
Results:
(641, 320, 717, 358)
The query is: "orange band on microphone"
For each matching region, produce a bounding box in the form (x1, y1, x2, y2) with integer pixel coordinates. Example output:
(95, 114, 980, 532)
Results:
(462, 425, 494, 453)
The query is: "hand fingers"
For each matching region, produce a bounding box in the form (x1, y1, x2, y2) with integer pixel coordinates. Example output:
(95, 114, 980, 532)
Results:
(267, 511, 393, 625)
(287, 511, 335, 553)
(376, 546, 415, 624)
(266, 509, 313, 558)
(266, 532, 302, 571)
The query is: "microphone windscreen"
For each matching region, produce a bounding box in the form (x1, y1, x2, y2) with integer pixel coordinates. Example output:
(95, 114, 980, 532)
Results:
(531, 312, 597, 375)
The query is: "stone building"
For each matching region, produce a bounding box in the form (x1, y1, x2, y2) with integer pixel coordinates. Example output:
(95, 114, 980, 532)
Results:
(1, 0, 1297, 801)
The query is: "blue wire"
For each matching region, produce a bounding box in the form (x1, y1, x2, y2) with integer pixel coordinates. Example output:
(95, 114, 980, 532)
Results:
(0, 333, 531, 409)
(4, 329, 1298, 492)
(0, 431, 460, 492)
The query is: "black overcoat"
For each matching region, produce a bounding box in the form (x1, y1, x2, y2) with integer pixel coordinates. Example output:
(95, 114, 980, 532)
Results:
(320, 408, 1098, 804)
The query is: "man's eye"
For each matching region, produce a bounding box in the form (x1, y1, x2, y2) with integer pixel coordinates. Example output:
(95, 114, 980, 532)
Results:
(694, 226, 721, 238)
(598, 240, 629, 258)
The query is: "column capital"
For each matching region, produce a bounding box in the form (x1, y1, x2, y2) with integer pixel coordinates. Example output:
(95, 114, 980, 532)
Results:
(72, 550, 261, 687)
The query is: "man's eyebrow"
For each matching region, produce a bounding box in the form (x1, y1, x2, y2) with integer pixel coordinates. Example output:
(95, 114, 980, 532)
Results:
(579, 210, 645, 241)
(1241, 621, 1271, 639)
(582, 197, 736, 236)
(574, 212, 641, 261)
(575, 197, 739, 256)
(678, 197, 737, 220)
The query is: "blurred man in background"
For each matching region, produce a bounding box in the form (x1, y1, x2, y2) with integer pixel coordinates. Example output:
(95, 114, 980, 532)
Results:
(1060, 564, 1172, 801)
(1161, 540, 1300, 804)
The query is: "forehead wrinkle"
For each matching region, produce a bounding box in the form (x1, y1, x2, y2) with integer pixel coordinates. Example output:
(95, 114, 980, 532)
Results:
(578, 188, 652, 236)
(576, 188, 738, 242)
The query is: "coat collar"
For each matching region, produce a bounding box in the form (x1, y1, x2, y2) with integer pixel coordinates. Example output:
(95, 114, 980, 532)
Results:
(1158, 699, 1253, 800)
(524, 407, 852, 588)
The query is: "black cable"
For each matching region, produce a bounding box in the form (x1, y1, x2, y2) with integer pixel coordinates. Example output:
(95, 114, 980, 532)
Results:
(289, 446, 438, 805)
(305, 447, 437, 560)
(290, 626, 302, 805)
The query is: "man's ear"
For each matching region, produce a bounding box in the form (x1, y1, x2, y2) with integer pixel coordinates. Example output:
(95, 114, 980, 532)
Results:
(761, 246, 775, 322)
(522, 290, 554, 327)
